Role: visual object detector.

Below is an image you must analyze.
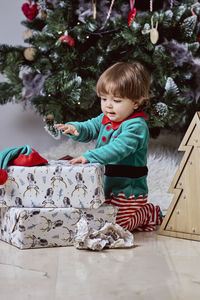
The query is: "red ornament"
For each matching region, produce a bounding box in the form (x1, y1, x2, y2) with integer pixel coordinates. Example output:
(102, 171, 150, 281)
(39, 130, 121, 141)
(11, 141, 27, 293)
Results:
(198, 35, 200, 43)
(22, 0, 39, 21)
(59, 34, 75, 47)
(128, 8, 137, 27)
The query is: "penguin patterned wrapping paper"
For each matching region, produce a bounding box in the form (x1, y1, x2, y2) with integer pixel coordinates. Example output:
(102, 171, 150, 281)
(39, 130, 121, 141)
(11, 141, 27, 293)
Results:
(0, 161, 105, 209)
(0, 205, 117, 249)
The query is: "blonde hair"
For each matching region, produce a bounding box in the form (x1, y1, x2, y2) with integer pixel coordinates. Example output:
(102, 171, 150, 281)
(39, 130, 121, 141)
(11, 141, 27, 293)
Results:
(96, 62, 151, 110)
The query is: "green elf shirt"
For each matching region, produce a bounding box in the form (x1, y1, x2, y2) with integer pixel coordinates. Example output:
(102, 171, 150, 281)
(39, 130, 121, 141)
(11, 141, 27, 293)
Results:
(66, 111, 149, 200)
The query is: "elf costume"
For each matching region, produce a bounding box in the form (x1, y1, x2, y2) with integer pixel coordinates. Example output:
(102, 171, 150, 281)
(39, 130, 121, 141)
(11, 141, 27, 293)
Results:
(0, 145, 48, 185)
(65, 112, 163, 232)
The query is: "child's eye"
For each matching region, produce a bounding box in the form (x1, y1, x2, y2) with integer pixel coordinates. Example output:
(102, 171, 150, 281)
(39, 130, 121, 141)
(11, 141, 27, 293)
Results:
(101, 98, 107, 101)
(114, 99, 121, 103)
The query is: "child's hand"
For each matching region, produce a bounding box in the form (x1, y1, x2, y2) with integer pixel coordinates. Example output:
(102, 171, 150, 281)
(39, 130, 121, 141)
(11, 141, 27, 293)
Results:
(54, 124, 79, 136)
(68, 155, 89, 165)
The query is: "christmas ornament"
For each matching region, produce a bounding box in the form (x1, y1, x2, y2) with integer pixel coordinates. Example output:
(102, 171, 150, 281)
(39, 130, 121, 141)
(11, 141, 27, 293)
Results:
(44, 114, 61, 140)
(198, 35, 200, 43)
(56, 31, 75, 47)
(165, 77, 179, 95)
(45, 114, 54, 125)
(142, 1, 159, 44)
(143, 15, 159, 44)
(24, 47, 36, 61)
(44, 118, 61, 140)
(128, 0, 137, 27)
(22, 29, 33, 41)
(21, 0, 39, 21)
(41, 10, 47, 20)
(155, 102, 169, 119)
(180, 15, 197, 38)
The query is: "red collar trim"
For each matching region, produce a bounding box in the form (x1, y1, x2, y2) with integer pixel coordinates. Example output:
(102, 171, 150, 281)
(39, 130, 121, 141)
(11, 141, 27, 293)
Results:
(102, 111, 147, 130)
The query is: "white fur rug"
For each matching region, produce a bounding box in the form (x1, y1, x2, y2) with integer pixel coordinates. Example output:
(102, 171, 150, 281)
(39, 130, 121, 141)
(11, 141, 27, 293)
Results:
(42, 132, 183, 214)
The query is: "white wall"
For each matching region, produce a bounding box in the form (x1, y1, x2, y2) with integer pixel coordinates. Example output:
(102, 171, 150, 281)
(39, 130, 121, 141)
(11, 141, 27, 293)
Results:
(0, 0, 64, 152)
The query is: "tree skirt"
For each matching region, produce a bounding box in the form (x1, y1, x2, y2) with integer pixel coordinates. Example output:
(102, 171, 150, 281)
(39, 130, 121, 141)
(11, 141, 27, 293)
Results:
(42, 132, 182, 214)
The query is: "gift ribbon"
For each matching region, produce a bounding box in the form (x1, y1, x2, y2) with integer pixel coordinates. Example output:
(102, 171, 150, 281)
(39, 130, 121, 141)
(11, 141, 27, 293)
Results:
(130, 0, 135, 11)
(92, 0, 97, 19)
(150, 0, 153, 12)
(191, 7, 196, 16)
(105, 0, 115, 23)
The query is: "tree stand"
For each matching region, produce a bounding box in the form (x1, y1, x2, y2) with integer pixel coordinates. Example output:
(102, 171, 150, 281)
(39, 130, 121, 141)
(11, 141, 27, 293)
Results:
(159, 112, 200, 241)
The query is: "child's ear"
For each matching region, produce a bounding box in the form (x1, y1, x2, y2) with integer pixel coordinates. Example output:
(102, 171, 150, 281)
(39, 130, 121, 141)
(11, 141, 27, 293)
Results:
(133, 102, 139, 110)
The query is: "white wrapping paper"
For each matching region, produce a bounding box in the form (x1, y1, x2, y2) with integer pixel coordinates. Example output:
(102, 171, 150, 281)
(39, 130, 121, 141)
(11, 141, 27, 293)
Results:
(0, 205, 117, 249)
(0, 160, 105, 209)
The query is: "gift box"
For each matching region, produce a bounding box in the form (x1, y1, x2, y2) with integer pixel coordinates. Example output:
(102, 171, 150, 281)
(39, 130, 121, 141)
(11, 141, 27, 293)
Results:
(0, 160, 105, 209)
(0, 205, 117, 249)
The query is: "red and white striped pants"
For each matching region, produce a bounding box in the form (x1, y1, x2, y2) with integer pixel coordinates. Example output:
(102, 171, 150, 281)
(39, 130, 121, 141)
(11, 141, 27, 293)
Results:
(105, 192, 162, 232)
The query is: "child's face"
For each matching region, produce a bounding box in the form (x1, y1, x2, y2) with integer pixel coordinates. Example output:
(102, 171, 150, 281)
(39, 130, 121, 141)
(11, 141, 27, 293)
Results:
(100, 94, 138, 122)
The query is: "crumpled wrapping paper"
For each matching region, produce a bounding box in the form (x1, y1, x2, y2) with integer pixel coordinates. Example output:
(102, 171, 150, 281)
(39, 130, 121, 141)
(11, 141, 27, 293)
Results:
(74, 217, 134, 251)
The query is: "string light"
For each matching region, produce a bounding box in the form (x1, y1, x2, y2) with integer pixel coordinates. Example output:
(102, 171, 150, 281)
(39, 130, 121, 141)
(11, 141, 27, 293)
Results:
(86, 35, 89, 39)
(58, 31, 63, 34)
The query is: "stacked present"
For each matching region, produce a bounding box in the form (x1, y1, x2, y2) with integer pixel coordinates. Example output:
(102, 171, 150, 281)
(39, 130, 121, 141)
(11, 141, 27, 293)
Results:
(0, 160, 117, 249)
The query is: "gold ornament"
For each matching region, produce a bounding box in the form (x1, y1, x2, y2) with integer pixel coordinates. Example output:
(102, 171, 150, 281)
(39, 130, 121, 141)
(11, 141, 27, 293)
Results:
(22, 29, 33, 41)
(24, 47, 36, 61)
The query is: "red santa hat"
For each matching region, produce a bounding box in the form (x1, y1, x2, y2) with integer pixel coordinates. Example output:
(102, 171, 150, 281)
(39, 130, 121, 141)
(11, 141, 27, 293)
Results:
(0, 145, 48, 185)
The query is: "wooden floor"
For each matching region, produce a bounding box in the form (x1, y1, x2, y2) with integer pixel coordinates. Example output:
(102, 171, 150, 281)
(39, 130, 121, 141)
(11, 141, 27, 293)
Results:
(0, 230, 200, 300)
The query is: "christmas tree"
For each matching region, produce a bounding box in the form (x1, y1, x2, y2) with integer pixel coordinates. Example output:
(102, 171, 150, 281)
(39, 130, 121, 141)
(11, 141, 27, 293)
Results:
(0, 0, 200, 138)
(159, 111, 200, 241)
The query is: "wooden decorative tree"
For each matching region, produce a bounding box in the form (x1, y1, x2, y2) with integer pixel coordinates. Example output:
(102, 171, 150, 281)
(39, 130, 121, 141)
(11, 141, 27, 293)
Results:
(159, 112, 200, 241)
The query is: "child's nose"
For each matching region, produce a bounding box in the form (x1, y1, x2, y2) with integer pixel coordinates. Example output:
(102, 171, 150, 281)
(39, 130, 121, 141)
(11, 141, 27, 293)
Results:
(106, 100, 113, 108)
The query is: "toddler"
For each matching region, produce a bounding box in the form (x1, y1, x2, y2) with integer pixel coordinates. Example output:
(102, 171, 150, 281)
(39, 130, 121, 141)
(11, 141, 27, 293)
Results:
(55, 62, 162, 232)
